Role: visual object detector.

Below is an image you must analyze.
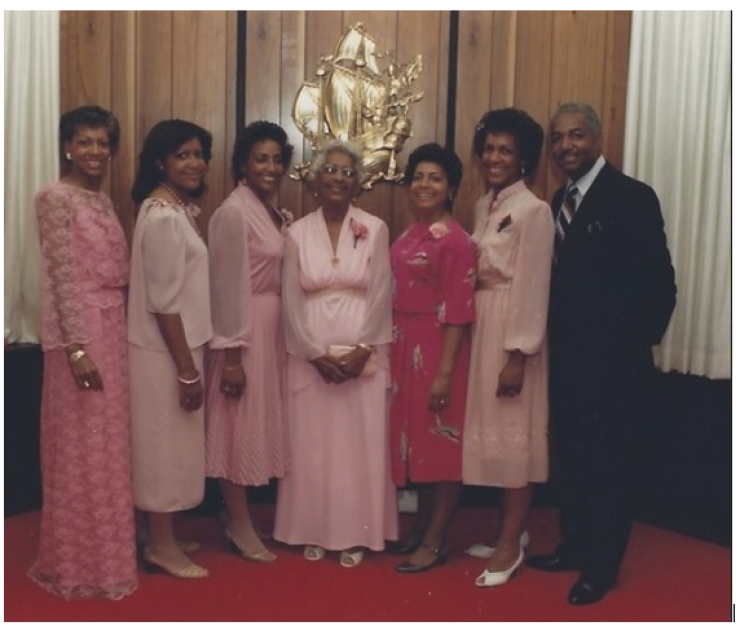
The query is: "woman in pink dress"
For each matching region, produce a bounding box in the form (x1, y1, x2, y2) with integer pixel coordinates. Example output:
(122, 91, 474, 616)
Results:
(128, 120, 213, 579)
(462, 108, 554, 587)
(273, 139, 397, 567)
(29, 105, 137, 599)
(388, 143, 477, 573)
(206, 121, 293, 562)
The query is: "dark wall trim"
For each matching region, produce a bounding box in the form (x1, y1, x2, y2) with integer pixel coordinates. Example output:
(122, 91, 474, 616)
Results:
(445, 11, 459, 150)
(236, 11, 247, 134)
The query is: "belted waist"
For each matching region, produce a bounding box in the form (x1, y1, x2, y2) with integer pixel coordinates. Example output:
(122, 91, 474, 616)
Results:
(475, 278, 511, 291)
(305, 286, 366, 300)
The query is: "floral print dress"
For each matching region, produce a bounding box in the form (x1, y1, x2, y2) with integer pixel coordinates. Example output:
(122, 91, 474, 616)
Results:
(389, 218, 476, 484)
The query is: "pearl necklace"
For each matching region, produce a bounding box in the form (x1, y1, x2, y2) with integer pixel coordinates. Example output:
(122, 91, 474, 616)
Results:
(159, 182, 203, 240)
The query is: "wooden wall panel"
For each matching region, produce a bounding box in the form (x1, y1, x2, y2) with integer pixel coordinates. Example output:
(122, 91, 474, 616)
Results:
(60, 10, 630, 242)
(454, 10, 631, 229)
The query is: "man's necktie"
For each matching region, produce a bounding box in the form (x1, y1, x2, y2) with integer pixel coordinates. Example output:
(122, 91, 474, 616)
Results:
(555, 185, 578, 244)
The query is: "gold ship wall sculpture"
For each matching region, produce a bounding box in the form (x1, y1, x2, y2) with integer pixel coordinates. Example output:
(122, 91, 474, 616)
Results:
(291, 22, 424, 189)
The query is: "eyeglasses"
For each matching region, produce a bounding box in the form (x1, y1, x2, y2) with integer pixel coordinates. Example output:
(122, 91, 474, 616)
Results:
(320, 164, 358, 179)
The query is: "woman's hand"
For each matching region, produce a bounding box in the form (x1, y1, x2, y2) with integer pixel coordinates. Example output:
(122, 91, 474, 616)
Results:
(220, 363, 245, 400)
(178, 369, 204, 411)
(337, 346, 371, 379)
(68, 348, 103, 392)
(310, 354, 351, 384)
(496, 350, 525, 397)
(428, 371, 452, 413)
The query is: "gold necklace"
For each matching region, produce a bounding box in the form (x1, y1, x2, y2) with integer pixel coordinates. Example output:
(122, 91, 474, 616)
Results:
(158, 182, 202, 240)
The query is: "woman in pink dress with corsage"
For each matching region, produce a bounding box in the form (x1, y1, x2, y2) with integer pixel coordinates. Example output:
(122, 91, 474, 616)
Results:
(388, 143, 477, 574)
(129, 120, 213, 579)
(206, 121, 293, 563)
(463, 108, 554, 588)
(29, 105, 137, 599)
(274, 139, 398, 568)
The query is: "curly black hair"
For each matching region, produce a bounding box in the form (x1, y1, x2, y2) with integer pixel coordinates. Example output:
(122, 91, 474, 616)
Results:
(131, 119, 213, 205)
(231, 121, 294, 185)
(59, 105, 120, 151)
(473, 108, 544, 178)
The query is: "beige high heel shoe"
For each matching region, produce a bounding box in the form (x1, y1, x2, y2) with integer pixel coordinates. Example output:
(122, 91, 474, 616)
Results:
(224, 529, 277, 563)
(142, 547, 209, 579)
(475, 548, 524, 587)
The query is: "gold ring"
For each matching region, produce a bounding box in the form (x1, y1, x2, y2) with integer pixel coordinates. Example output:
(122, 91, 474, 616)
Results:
(83, 381, 90, 388)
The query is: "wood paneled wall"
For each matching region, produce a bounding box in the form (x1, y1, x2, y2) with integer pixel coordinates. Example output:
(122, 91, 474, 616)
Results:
(60, 10, 630, 241)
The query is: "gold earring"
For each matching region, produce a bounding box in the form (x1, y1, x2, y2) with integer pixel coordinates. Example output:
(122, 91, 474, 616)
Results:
(65, 152, 72, 161)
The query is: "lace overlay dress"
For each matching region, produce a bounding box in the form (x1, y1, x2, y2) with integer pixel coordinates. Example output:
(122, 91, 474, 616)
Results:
(463, 181, 554, 487)
(29, 182, 137, 600)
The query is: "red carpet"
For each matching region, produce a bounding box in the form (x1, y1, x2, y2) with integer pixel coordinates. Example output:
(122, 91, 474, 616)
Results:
(4, 506, 730, 621)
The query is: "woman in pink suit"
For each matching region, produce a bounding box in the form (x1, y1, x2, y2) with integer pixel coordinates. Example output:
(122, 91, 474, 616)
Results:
(29, 105, 137, 600)
(462, 108, 554, 587)
(128, 119, 213, 579)
(206, 121, 294, 562)
(273, 139, 398, 568)
(388, 143, 477, 573)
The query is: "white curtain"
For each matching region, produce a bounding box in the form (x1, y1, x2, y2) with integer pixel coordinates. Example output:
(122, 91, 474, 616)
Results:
(4, 10, 59, 344)
(623, 11, 730, 379)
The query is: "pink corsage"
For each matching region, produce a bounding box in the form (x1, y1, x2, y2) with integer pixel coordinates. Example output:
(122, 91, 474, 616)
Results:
(280, 208, 294, 227)
(350, 218, 369, 248)
(429, 221, 451, 240)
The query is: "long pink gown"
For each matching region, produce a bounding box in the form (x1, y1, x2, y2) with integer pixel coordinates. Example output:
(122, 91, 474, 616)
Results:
(463, 180, 554, 487)
(389, 219, 477, 484)
(29, 182, 137, 600)
(273, 206, 398, 551)
(205, 183, 290, 485)
(128, 198, 212, 511)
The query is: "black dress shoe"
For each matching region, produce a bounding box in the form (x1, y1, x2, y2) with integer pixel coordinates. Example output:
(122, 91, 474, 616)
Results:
(568, 578, 609, 605)
(395, 544, 448, 573)
(525, 551, 579, 572)
(386, 537, 422, 555)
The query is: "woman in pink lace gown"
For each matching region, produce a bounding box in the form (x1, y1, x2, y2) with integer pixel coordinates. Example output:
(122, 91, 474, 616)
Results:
(206, 121, 293, 562)
(462, 109, 554, 587)
(273, 140, 397, 567)
(29, 105, 137, 600)
(129, 120, 213, 579)
(388, 144, 477, 573)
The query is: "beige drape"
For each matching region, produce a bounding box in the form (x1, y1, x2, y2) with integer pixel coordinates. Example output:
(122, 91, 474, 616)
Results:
(4, 10, 59, 344)
(623, 11, 730, 378)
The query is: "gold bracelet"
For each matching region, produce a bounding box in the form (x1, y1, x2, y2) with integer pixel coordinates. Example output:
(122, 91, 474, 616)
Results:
(68, 349, 86, 363)
(177, 372, 201, 385)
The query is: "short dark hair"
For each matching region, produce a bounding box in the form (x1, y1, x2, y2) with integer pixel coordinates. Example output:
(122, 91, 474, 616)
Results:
(231, 121, 294, 184)
(131, 119, 213, 204)
(473, 108, 544, 177)
(402, 143, 463, 211)
(59, 105, 120, 151)
(403, 143, 463, 188)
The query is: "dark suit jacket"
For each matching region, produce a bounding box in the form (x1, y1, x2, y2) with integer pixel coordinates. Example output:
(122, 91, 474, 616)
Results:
(549, 161, 676, 414)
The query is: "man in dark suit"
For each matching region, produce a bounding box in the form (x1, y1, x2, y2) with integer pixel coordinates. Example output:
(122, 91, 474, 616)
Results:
(526, 103, 676, 605)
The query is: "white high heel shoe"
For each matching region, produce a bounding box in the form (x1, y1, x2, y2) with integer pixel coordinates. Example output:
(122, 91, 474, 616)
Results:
(475, 548, 524, 587)
(465, 531, 530, 559)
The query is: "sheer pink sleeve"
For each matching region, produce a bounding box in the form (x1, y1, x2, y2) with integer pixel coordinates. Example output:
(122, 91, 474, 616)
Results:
(35, 186, 88, 348)
(208, 202, 253, 350)
(141, 208, 187, 314)
(357, 220, 393, 346)
(503, 201, 555, 355)
(281, 231, 324, 361)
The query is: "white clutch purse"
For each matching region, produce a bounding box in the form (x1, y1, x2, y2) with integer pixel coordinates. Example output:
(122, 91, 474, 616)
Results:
(328, 344, 378, 377)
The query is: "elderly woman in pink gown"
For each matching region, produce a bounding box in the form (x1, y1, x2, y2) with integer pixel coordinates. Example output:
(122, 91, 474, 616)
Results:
(206, 121, 293, 563)
(462, 108, 554, 588)
(29, 105, 137, 599)
(273, 139, 398, 567)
